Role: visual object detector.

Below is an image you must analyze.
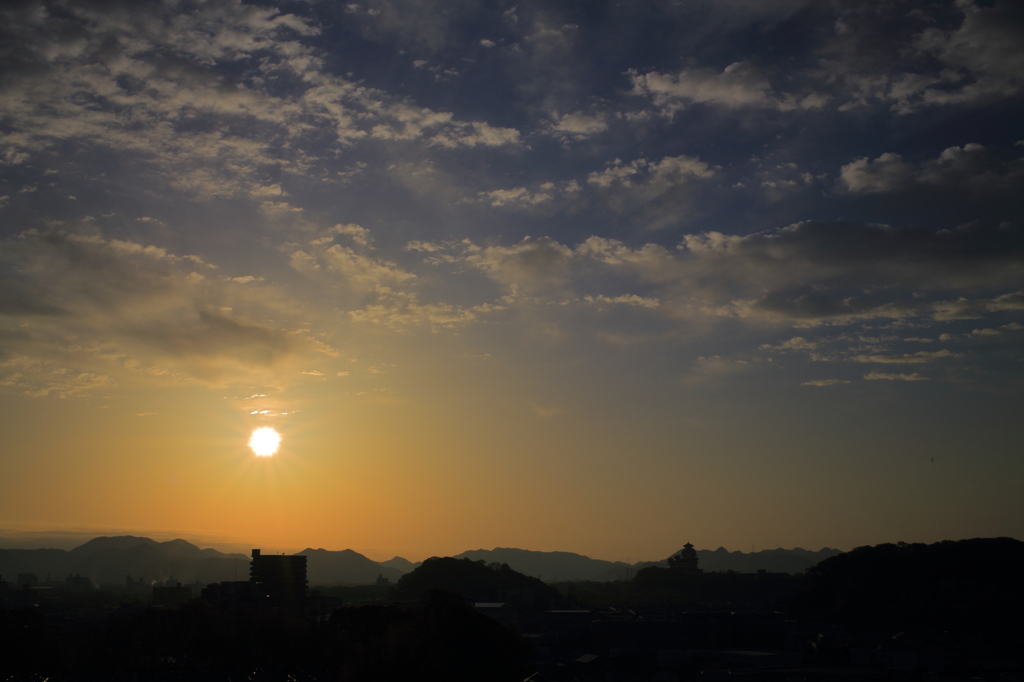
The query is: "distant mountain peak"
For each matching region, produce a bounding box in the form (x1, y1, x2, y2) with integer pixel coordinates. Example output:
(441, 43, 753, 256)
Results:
(295, 547, 405, 585)
(70, 535, 160, 555)
(3, 535, 253, 586)
(378, 556, 419, 574)
(159, 538, 198, 547)
(300, 547, 361, 556)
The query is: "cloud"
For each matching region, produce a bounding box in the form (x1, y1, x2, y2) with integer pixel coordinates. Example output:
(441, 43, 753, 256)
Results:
(287, 225, 506, 332)
(131, 310, 297, 369)
(476, 186, 554, 207)
(649, 155, 718, 184)
(970, 322, 1023, 336)
(683, 221, 1024, 308)
(321, 245, 416, 287)
(583, 295, 660, 309)
(802, 379, 850, 386)
(587, 159, 645, 188)
(405, 241, 447, 253)
(414, 221, 1024, 330)
(840, 144, 1024, 193)
(629, 62, 828, 116)
(348, 289, 485, 331)
(754, 160, 822, 200)
(853, 350, 962, 364)
(864, 371, 929, 381)
(0, 229, 328, 394)
(931, 292, 1024, 320)
(425, 120, 521, 148)
(1, 362, 117, 399)
(586, 154, 716, 222)
(0, 0, 323, 199)
(250, 184, 286, 198)
(819, 0, 1024, 112)
(547, 111, 609, 141)
(574, 238, 677, 280)
(368, 105, 520, 148)
(2, 0, 1022, 397)
(470, 180, 580, 208)
(0, 0, 520, 205)
(587, 155, 716, 188)
(288, 223, 415, 291)
(839, 153, 916, 193)
(463, 237, 575, 292)
(764, 337, 819, 351)
(911, 0, 1024, 107)
(329, 223, 372, 246)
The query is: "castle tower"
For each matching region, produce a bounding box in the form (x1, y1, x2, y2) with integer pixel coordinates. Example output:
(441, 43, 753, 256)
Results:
(668, 542, 702, 573)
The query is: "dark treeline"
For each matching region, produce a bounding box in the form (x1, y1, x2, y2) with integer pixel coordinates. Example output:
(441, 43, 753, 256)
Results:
(789, 537, 1024, 633)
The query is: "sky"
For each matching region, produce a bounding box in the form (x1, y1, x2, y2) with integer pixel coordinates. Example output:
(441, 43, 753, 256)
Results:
(1, 0, 1022, 563)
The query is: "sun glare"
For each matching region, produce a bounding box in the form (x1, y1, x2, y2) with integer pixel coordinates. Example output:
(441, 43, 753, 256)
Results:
(249, 427, 281, 457)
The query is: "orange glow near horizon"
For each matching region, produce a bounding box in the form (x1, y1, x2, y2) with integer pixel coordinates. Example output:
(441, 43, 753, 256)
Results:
(0, 351, 1020, 565)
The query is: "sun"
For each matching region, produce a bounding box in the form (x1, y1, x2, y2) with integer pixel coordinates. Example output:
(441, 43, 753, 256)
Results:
(249, 427, 281, 457)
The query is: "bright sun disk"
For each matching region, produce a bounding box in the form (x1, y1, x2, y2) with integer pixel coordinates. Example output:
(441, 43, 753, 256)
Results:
(249, 427, 281, 457)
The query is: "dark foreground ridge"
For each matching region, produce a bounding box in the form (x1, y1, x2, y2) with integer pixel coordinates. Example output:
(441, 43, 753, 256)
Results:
(0, 537, 1021, 681)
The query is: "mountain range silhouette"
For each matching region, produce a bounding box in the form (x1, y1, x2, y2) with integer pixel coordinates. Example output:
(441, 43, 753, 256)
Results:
(0, 536, 841, 586)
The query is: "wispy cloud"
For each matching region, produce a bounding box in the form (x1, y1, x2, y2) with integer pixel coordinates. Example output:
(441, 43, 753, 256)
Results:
(864, 371, 929, 381)
(0, 229, 334, 394)
(630, 62, 828, 117)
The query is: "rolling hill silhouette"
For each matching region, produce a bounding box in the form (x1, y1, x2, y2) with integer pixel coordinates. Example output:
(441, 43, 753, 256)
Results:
(298, 548, 405, 585)
(0, 536, 248, 586)
(378, 556, 421, 573)
(450, 546, 842, 582)
(452, 548, 628, 582)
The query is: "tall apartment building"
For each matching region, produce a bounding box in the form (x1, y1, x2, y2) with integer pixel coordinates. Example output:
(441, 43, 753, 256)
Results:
(249, 549, 307, 604)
